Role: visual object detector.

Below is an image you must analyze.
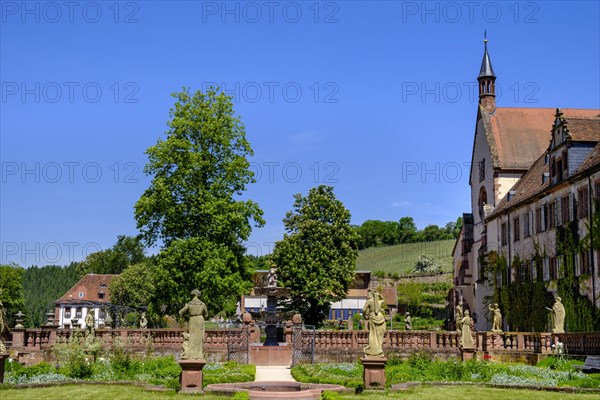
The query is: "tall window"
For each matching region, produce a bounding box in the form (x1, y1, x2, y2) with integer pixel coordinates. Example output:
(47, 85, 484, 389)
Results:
(478, 186, 488, 219)
(578, 187, 589, 219)
(561, 196, 570, 224)
(548, 202, 556, 229)
(76, 308, 82, 318)
(581, 251, 591, 275)
(479, 159, 486, 182)
(556, 159, 563, 181)
(524, 212, 531, 238)
(501, 223, 507, 246)
(535, 207, 542, 233)
(513, 217, 520, 241)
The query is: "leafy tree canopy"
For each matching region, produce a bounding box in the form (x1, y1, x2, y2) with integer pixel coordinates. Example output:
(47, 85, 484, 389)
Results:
(273, 185, 359, 327)
(134, 88, 264, 248)
(77, 235, 146, 277)
(109, 261, 156, 309)
(0, 263, 25, 329)
(134, 88, 263, 318)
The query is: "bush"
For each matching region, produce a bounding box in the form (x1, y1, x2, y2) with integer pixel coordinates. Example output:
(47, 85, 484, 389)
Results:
(412, 255, 443, 275)
(291, 363, 362, 389)
(232, 392, 251, 400)
(63, 351, 94, 379)
(203, 362, 255, 386)
(141, 356, 181, 380)
(321, 390, 343, 400)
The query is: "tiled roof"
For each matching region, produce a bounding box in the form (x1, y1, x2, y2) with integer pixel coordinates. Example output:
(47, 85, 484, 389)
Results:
(482, 107, 599, 170)
(576, 142, 600, 173)
(488, 127, 600, 220)
(56, 274, 118, 303)
(566, 118, 600, 142)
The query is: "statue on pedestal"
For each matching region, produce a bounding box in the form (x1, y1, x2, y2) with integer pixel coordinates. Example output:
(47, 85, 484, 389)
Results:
(460, 309, 474, 349)
(547, 296, 565, 334)
(455, 301, 463, 333)
(179, 289, 208, 360)
(84, 311, 95, 337)
(140, 312, 148, 329)
(267, 267, 278, 288)
(488, 303, 503, 333)
(362, 289, 386, 357)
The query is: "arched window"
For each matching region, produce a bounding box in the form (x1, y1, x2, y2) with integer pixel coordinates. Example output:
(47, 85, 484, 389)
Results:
(478, 186, 488, 219)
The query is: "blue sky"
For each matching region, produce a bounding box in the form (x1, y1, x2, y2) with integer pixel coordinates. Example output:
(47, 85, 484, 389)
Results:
(1, 1, 599, 266)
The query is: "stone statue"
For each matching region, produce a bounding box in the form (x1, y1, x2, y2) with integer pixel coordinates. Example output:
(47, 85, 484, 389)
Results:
(181, 332, 190, 359)
(362, 289, 386, 357)
(488, 303, 502, 333)
(548, 296, 566, 333)
(84, 311, 95, 336)
(179, 289, 208, 360)
(404, 312, 412, 331)
(104, 309, 113, 329)
(140, 312, 148, 329)
(460, 309, 475, 349)
(455, 301, 463, 333)
(267, 267, 278, 287)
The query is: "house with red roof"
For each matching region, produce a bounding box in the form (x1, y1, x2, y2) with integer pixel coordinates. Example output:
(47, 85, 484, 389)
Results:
(55, 273, 118, 329)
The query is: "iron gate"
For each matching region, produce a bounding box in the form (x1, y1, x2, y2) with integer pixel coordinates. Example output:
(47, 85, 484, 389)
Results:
(227, 327, 249, 364)
(292, 324, 315, 366)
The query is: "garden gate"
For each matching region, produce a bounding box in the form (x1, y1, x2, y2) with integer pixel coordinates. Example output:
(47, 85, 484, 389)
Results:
(292, 325, 315, 366)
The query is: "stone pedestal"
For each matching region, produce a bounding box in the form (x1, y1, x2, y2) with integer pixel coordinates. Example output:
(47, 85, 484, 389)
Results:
(0, 353, 9, 384)
(360, 357, 387, 389)
(178, 359, 206, 394)
(461, 348, 476, 361)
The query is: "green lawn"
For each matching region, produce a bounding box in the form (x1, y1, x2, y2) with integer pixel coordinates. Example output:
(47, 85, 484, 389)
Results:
(1, 384, 598, 399)
(356, 240, 454, 274)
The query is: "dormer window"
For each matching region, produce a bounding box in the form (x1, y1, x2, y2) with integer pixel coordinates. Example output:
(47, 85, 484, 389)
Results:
(79, 292, 84, 298)
(98, 292, 105, 299)
(542, 172, 550, 184)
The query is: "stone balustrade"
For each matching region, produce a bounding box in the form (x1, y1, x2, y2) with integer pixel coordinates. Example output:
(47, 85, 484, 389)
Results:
(7, 326, 600, 357)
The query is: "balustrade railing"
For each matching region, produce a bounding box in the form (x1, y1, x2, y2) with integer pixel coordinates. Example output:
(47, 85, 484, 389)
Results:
(9, 327, 600, 356)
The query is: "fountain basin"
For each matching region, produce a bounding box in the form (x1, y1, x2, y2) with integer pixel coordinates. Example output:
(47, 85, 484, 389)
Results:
(204, 381, 347, 400)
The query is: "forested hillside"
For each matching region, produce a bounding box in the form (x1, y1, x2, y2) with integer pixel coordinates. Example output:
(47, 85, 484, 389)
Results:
(23, 263, 79, 327)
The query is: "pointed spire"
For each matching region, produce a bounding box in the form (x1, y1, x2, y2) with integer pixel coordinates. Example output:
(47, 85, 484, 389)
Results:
(477, 32, 497, 111)
(478, 31, 496, 78)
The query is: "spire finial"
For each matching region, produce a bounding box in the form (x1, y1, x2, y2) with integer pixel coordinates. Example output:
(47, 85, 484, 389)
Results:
(484, 30, 488, 44)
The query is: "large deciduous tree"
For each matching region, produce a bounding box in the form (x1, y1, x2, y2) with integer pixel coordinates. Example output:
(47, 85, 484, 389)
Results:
(134, 88, 264, 317)
(272, 185, 359, 327)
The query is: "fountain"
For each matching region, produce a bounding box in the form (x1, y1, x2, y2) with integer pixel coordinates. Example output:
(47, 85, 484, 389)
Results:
(245, 267, 294, 365)
(252, 267, 291, 346)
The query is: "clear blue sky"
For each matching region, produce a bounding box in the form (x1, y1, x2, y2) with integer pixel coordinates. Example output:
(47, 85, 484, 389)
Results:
(1, 1, 599, 266)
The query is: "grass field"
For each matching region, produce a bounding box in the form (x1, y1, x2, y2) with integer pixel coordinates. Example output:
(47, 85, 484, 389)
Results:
(1, 384, 598, 400)
(356, 240, 455, 275)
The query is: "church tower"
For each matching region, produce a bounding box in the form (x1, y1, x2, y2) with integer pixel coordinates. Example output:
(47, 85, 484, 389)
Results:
(478, 32, 496, 112)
